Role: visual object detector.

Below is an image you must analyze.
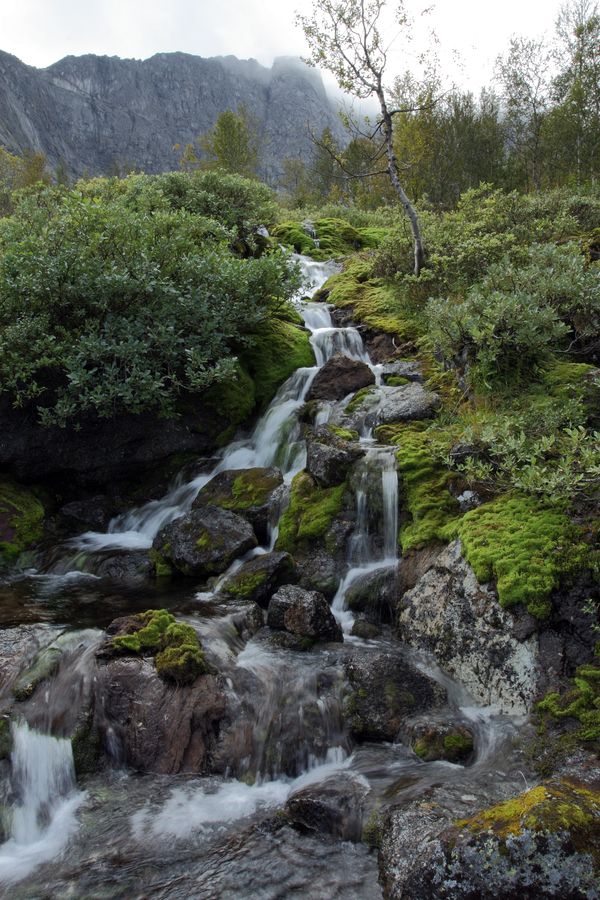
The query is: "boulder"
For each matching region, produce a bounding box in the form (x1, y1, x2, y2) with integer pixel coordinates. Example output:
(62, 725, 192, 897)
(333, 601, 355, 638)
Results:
(267, 584, 343, 643)
(333, 382, 440, 432)
(285, 773, 368, 841)
(402, 719, 474, 763)
(305, 426, 363, 488)
(153, 506, 257, 578)
(379, 359, 423, 383)
(93, 655, 226, 773)
(194, 467, 283, 543)
(219, 551, 297, 607)
(306, 354, 375, 402)
(343, 649, 446, 741)
(345, 565, 398, 625)
(397, 541, 539, 715)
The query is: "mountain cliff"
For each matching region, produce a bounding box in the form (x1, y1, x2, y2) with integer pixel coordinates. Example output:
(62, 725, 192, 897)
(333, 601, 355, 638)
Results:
(0, 50, 345, 183)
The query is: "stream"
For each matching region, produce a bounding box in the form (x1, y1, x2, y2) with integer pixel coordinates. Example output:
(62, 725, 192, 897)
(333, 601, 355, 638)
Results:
(0, 255, 532, 898)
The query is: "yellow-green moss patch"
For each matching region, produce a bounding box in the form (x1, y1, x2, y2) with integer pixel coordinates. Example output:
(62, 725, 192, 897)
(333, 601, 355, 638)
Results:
(276, 472, 346, 554)
(0, 480, 45, 566)
(112, 609, 206, 685)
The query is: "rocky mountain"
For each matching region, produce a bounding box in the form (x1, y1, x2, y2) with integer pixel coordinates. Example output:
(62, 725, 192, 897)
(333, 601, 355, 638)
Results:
(0, 50, 346, 183)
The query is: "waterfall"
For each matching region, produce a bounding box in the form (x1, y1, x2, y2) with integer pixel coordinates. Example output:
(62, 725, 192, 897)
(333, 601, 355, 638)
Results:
(380, 450, 398, 563)
(0, 722, 84, 885)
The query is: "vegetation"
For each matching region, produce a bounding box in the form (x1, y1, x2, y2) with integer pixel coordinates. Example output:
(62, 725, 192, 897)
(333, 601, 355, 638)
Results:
(0, 481, 45, 566)
(276, 472, 347, 554)
(112, 609, 207, 685)
(178, 105, 261, 178)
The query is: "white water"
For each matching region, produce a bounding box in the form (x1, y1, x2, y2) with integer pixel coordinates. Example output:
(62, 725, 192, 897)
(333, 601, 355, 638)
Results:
(0, 722, 84, 885)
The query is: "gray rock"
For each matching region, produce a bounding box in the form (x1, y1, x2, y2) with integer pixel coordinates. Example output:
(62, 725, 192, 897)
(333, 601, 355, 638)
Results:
(193, 467, 284, 543)
(0, 50, 346, 184)
(306, 355, 375, 402)
(296, 549, 340, 599)
(343, 649, 446, 741)
(285, 773, 368, 841)
(305, 426, 362, 488)
(380, 360, 423, 383)
(397, 541, 539, 714)
(153, 506, 257, 577)
(333, 382, 440, 432)
(267, 584, 343, 643)
(219, 551, 296, 607)
(345, 565, 398, 624)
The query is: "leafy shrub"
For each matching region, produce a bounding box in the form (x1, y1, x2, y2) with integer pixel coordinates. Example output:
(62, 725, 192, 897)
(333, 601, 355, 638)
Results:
(0, 180, 300, 425)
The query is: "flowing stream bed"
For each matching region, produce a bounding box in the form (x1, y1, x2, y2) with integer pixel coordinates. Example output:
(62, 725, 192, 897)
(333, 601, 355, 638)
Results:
(0, 256, 533, 899)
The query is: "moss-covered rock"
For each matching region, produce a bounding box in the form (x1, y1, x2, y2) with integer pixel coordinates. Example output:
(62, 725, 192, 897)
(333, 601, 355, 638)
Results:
(411, 724, 474, 763)
(272, 218, 385, 261)
(220, 550, 296, 606)
(276, 472, 347, 555)
(0, 480, 45, 568)
(242, 318, 315, 408)
(538, 659, 600, 743)
(194, 467, 283, 542)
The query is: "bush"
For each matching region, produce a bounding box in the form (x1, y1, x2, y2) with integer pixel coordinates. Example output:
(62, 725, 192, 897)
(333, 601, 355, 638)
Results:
(0, 180, 301, 425)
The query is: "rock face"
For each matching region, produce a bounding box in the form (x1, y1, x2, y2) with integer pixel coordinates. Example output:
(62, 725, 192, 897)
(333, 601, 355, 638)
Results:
(267, 584, 343, 643)
(0, 50, 345, 183)
(397, 541, 539, 715)
(153, 506, 257, 577)
(193, 467, 283, 544)
(343, 649, 446, 741)
(93, 655, 226, 773)
(306, 355, 375, 402)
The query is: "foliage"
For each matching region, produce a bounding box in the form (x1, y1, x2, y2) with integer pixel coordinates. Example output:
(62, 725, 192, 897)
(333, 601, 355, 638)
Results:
(0, 480, 45, 565)
(0, 177, 300, 425)
(112, 609, 206, 684)
(180, 105, 261, 178)
(272, 218, 385, 260)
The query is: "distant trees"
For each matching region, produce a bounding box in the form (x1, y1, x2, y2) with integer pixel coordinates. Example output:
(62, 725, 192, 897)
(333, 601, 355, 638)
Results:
(179, 105, 261, 178)
(0, 148, 51, 215)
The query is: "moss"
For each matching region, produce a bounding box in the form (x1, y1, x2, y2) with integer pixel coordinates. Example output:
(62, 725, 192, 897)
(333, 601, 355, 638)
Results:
(12, 645, 62, 701)
(328, 425, 359, 441)
(377, 423, 460, 553)
(242, 317, 314, 408)
(155, 642, 207, 684)
(0, 480, 45, 566)
(538, 661, 600, 742)
(231, 470, 280, 509)
(272, 218, 386, 261)
(276, 472, 347, 554)
(195, 530, 212, 550)
(443, 732, 474, 756)
(457, 780, 600, 855)
(222, 570, 268, 599)
(386, 376, 410, 386)
(112, 611, 207, 685)
(362, 809, 384, 849)
(345, 386, 375, 415)
(148, 548, 172, 578)
(71, 715, 102, 777)
(453, 493, 584, 618)
(203, 362, 256, 430)
(271, 222, 318, 256)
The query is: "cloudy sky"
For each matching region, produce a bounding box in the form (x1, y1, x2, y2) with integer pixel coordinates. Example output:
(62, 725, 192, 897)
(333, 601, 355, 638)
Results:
(2, 0, 565, 93)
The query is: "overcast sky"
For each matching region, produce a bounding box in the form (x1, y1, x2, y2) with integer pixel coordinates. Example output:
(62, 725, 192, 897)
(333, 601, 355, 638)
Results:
(2, 0, 565, 94)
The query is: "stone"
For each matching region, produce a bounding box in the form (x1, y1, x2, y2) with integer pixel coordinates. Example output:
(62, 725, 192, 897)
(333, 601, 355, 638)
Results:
(219, 551, 296, 607)
(267, 584, 343, 643)
(153, 506, 257, 578)
(58, 496, 115, 531)
(345, 565, 398, 625)
(343, 649, 446, 742)
(93, 655, 226, 773)
(306, 355, 375, 402)
(380, 359, 423, 383)
(402, 719, 475, 763)
(305, 426, 362, 488)
(332, 382, 440, 432)
(397, 541, 539, 715)
(194, 467, 283, 543)
(284, 773, 368, 841)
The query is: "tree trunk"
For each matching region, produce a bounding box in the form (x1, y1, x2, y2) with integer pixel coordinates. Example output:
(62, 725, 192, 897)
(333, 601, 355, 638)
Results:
(377, 90, 424, 277)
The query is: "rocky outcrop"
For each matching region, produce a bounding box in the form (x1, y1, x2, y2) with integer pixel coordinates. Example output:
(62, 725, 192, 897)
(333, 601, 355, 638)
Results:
(306, 355, 375, 402)
(343, 649, 446, 741)
(193, 467, 283, 543)
(305, 426, 362, 488)
(267, 584, 343, 644)
(153, 506, 257, 578)
(0, 50, 345, 183)
(397, 541, 539, 715)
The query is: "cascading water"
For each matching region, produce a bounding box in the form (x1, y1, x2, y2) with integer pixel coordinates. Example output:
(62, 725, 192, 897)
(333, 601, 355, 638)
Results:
(0, 722, 84, 885)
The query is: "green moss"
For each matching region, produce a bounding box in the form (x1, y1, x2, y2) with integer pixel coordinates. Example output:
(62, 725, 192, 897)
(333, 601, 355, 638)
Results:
(272, 219, 386, 261)
(111, 611, 206, 683)
(386, 376, 411, 386)
(271, 222, 318, 256)
(203, 362, 256, 431)
(0, 480, 45, 566)
(538, 662, 600, 742)
(345, 386, 375, 415)
(71, 714, 102, 777)
(376, 423, 459, 553)
(362, 809, 384, 849)
(222, 570, 268, 598)
(443, 732, 474, 755)
(328, 425, 359, 441)
(195, 530, 212, 550)
(453, 493, 583, 618)
(148, 548, 173, 578)
(276, 472, 347, 554)
(231, 470, 280, 508)
(242, 318, 314, 408)
(457, 780, 600, 854)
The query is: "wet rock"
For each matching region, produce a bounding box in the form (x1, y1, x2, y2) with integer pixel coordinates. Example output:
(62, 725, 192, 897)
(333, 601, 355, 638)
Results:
(285, 773, 368, 841)
(93, 655, 226, 773)
(306, 354, 375, 402)
(381, 779, 600, 899)
(219, 551, 296, 607)
(231, 601, 265, 641)
(153, 506, 257, 578)
(305, 426, 363, 488)
(10, 629, 97, 702)
(58, 495, 115, 531)
(345, 565, 398, 625)
(364, 332, 398, 363)
(0, 624, 62, 709)
(343, 649, 446, 742)
(380, 359, 423, 383)
(351, 618, 382, 640)
(403, 720, 475, 763)
(93, 549, 153, 582)
(194, 467, 283, 543)
(267, 585, 343, 643)
(398, 541, 539, 715)
(333, 382, 440, 432)
(296, 549, 340, 599)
